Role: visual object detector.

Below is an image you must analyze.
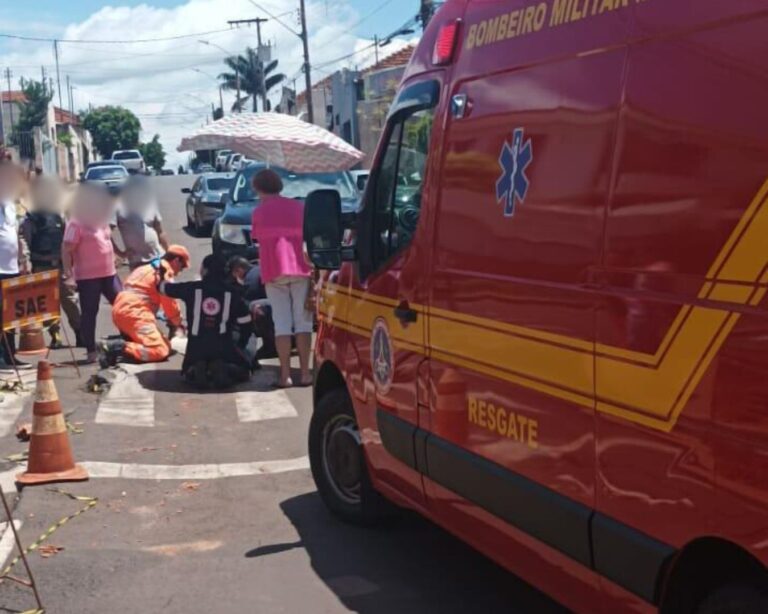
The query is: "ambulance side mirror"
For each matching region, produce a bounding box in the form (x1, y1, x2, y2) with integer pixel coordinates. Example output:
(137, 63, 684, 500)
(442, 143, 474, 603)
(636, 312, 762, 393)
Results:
(304, 189, 345, 270)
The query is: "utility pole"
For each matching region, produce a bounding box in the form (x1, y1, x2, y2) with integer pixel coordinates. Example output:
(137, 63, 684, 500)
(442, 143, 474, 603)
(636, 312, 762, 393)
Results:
(53, 40, 64, 111)
(0, 70, 5, 145)
(374, 35, 379, 65)
(66, 75, 72, 117)
(228, 18, 269, 112)
(41, 67, 47, 93)
(299, 0, 314, 124)
(5, 69, 13, 132)
(219, 85, 224, 117)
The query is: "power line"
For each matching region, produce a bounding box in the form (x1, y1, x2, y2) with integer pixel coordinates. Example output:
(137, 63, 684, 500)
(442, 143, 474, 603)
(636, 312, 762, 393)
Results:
(313, 42, 377, 70)
(0, 27, 233, 44)
(245, 0, 300, 37)
(348, 0, 396, 30)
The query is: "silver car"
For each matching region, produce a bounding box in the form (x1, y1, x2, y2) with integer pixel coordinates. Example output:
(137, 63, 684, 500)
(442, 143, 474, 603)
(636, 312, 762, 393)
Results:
(182, 172, 235, 236)
(83, 164, 129, 194)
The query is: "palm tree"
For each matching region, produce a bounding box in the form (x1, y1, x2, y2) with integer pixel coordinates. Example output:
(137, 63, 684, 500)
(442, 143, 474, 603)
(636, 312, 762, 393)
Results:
(218, 47, 286, 112)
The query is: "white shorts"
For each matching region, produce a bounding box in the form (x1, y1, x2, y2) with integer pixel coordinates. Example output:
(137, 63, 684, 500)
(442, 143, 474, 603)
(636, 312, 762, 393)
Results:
(265, 276, 313, 336)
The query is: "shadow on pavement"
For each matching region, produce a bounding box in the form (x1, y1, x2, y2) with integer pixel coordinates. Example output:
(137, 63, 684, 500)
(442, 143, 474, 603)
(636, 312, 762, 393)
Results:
(247, 492, 569, 614)
(136, 366, 282, 394)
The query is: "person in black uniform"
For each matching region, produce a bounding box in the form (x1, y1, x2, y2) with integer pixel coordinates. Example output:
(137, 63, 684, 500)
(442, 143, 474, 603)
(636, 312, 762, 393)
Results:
(225, 256, 278, 368)
(160, 254, 252, 389)
(21, 176, 82, 348)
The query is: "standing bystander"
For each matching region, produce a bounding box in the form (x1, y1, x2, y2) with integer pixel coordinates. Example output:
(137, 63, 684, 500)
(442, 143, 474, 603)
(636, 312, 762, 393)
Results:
(62, 184, 123, 363)
(0, 162, 32, 371)
(250, 169, 313, 388)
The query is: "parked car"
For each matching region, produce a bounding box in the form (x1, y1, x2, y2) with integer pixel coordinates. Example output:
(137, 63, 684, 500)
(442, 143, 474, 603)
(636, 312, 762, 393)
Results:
(82, 164, 129, 193)
(111, 150, 145, 174)
(212, 164, 359, 261)
(350, 169, 370, 192)
(226, 153, 244, 172)
(195, 163, 215, 174)
(215, 150, 232, 171)
(160, 168, 175, 176)
(182, 172, 235, 236)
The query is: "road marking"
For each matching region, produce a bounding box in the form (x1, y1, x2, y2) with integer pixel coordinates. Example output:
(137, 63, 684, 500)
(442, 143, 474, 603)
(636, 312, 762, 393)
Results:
(0, 520, 22, 570)
(0, 391, 31, 437)
(80, 456, 309, 480)
(96, 364, 155, 427)
(236, 372, 298, 422)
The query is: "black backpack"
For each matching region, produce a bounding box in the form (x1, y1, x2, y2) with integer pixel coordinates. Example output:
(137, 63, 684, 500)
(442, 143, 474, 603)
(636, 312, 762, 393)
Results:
(28, 212, 65, 258)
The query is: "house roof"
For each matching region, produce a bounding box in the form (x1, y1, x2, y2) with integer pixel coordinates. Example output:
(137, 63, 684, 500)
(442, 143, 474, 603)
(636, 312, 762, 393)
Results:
(363, 45, 414, 75)
(296, 75, 332, 109)
(295, 45, 415, 110)
(55, 107, 79, 126)
(1, 91, 26, 104)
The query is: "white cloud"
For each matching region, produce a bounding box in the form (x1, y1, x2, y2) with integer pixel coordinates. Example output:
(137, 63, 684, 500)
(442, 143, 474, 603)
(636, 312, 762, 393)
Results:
(0, 0, 417, 168)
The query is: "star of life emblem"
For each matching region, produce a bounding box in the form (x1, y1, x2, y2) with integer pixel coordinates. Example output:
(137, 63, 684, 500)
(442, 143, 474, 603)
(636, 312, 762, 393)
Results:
(495, 127, 533, 217)
(371, 318, 394, 394)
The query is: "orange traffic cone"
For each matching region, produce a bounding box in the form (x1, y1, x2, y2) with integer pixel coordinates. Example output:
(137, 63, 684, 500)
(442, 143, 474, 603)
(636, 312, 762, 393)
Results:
(16, 360, 88, 486)
(17, 325, 47, 356)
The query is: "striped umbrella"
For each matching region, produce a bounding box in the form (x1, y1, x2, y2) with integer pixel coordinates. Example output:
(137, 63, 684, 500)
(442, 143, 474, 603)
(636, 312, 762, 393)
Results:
(177, 112, 364, 173)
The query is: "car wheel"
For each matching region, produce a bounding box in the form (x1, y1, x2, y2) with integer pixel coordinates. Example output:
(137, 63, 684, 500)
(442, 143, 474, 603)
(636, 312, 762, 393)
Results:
(309, 387, 393, 526)
(696, 582, 768, 614)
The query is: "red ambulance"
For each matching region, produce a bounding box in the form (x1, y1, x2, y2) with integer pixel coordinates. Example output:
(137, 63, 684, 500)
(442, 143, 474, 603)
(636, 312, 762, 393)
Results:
(302, 1, 768, 611)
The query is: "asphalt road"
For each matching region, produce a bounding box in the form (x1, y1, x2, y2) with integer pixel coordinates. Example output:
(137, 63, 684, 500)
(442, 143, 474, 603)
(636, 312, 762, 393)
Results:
(0, 175, 568, 614)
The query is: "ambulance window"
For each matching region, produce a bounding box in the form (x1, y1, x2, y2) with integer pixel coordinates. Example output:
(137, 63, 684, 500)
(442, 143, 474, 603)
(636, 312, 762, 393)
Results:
(372, 107, 434, 267)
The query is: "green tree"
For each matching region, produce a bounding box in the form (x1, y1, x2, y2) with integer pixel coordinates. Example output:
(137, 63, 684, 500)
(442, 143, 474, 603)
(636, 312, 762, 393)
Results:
(81, 106, 141, 158)
(16, 79, 52, 133)
(139, 134, 166, 170)
(219, 48, 286, 112)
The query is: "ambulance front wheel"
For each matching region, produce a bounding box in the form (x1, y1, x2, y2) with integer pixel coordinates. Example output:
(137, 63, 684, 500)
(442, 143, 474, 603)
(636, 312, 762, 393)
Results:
(309, 388, 391, 526)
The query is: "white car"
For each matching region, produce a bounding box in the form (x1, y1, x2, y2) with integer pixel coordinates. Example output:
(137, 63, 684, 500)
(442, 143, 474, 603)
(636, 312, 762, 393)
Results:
(111, 150, 145, 174)
(215, 150, 233, 171)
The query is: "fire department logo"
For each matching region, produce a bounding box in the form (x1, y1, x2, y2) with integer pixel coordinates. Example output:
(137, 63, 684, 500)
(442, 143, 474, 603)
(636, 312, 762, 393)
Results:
(495, 127, 533, 217)
(202, 297, 221, 316)
(371, 318, 394, 394)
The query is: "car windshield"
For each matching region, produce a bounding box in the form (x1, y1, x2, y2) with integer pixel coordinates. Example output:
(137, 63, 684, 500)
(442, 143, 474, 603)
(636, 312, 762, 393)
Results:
(113, 151, 140, 160)
(86, 166, 128, 180)
(206, 178, 233, 191)
(231, 166, 355, 204)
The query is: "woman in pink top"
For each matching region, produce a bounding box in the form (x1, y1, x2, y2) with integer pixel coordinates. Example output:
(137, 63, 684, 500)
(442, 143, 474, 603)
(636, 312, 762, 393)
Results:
(250, 169, 313, 387)
(63, 183, 123, 363)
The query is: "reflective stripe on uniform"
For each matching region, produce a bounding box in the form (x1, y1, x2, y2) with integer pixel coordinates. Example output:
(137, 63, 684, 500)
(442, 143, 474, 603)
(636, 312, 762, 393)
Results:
(192, 288, 202, 336)
(221, 292, 232, 334)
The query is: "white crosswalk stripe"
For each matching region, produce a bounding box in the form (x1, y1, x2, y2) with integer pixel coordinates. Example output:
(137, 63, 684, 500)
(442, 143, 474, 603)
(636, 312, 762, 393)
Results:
(96, 363, 156, 427)
(235, 369, 299, 422)
(0, 390, 31, 437)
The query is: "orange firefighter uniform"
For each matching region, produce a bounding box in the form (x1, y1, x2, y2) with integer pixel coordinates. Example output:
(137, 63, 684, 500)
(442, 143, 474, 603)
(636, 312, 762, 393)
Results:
(112, 260, 182, 362)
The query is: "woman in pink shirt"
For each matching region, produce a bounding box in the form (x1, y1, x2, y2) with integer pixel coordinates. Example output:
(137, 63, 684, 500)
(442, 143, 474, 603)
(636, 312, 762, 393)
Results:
(63, 184, 123, 363)
(250, 169, 312, 387)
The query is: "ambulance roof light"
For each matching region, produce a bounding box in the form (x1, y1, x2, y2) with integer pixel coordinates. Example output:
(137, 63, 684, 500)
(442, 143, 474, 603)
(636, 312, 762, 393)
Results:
(432, 19, 460, 66)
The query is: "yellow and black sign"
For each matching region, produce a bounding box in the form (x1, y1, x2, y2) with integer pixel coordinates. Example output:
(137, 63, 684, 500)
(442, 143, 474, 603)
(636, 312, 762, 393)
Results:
(1, 271, 60, 331)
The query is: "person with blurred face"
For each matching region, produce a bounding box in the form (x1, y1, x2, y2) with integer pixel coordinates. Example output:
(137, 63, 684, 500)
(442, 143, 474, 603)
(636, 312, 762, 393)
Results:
(117, 176, 169, 270)
(250, 169, 313, 387)
(21, 176, 82, 349)
(100, 245, 190, 367)
(62, 183, 122, 363)
(0, 162, 32, 371)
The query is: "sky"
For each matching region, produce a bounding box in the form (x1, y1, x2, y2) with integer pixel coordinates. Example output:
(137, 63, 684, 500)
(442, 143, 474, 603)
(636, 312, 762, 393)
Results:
(0, 0, 421, 166)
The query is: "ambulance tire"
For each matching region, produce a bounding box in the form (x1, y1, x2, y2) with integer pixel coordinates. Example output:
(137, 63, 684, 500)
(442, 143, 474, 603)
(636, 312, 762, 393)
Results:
(696, 583, 768, 614)
(309, 388, 392, 526)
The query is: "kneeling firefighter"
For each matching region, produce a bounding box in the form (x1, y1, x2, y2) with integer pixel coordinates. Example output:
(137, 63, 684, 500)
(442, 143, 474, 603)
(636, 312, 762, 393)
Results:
(101, 245, 190, 365)
(160, 254, 252, 389)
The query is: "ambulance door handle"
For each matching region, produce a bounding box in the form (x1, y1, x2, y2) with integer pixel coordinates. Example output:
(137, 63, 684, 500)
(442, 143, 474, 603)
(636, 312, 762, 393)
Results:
(394, 301, 418, 325)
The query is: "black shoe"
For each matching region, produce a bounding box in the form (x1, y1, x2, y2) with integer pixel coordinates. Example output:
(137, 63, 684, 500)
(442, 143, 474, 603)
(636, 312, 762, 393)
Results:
(98, 339, 125, 369)
(185, 361, 209, 389)
(12, 359, 33, 370)
(49, 332, 64, 350)
(255, 344, 278, 360)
